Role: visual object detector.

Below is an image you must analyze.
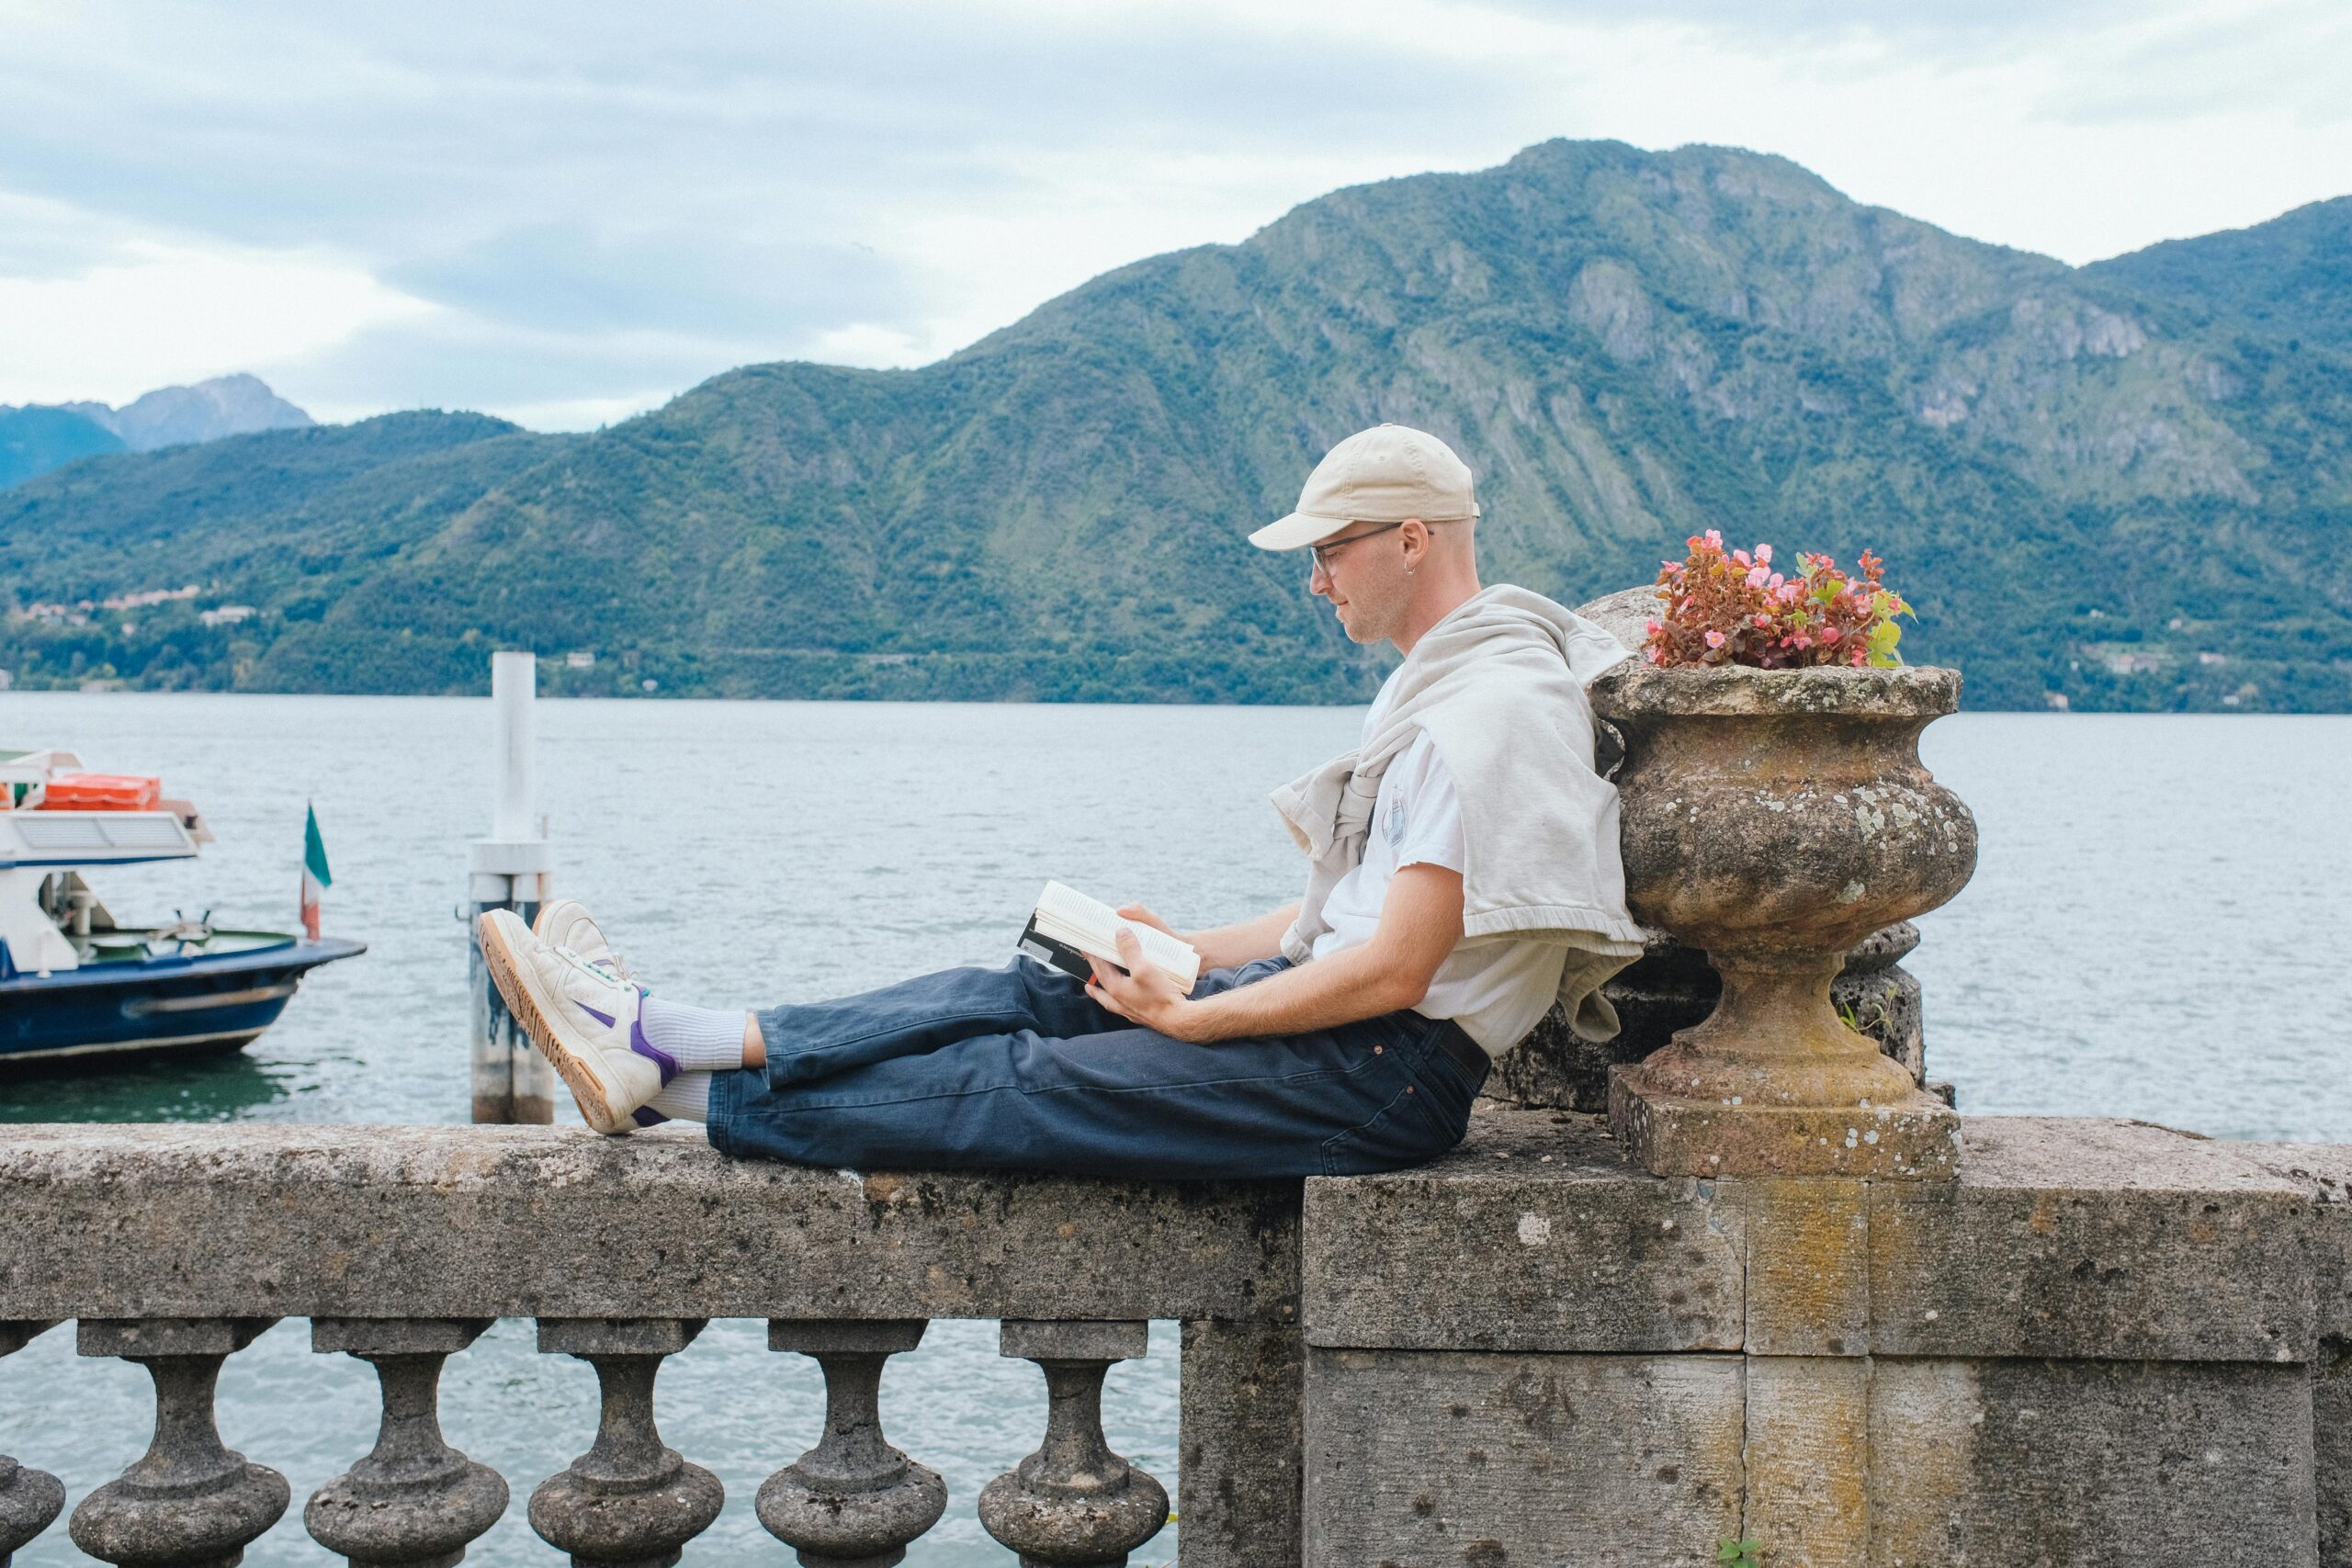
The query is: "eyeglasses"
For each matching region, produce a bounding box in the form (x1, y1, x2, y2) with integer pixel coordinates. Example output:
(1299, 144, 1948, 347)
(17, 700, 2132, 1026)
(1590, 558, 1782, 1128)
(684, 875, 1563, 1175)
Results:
(1308, 520, 1409, 575)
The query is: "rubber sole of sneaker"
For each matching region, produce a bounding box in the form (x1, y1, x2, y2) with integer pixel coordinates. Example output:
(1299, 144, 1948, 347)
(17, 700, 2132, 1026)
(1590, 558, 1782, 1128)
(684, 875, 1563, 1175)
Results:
(477, 910, 629, 1135)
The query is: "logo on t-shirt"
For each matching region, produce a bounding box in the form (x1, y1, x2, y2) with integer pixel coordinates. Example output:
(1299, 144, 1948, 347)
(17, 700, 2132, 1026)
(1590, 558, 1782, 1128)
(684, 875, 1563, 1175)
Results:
(1385, 795, 1406, 848)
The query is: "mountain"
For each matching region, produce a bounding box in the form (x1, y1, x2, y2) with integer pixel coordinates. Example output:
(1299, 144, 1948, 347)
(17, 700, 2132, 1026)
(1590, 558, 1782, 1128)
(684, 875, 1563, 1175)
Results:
(2086, 197, 2352, 353)
(0, 405, 123, 489)
(62, 373, 313, 452)
(0, 374, 313, 491)
(4, 141, 2347, 710)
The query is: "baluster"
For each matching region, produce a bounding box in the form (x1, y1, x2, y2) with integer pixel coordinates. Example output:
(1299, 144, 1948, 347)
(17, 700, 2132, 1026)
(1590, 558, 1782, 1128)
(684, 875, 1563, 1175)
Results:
(978, 1321, 1168, 1568)
(305, 1318, 508, 1568)
(69, 1317, 288, 1568)
(0, 1322, 66, 1568)
(528, 1318, 722, 1568)
(757, 1318, 946, 1568)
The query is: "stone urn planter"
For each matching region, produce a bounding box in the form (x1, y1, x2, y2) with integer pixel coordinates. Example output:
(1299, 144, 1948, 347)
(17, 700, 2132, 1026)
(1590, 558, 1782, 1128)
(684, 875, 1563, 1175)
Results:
(1586, 660, 1977, 1179)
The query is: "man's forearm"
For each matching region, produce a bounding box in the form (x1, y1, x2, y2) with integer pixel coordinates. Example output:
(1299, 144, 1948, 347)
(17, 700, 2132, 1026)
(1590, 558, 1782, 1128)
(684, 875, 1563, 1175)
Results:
(1185, 943, 1422, 1042)
(1090, 867, 1461, 1045)
(1187, 902, 1300, 970)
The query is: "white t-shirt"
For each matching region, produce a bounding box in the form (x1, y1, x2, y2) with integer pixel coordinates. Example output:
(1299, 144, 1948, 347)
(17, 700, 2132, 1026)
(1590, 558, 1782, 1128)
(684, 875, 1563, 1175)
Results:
(1307, 688, 1570, 1055)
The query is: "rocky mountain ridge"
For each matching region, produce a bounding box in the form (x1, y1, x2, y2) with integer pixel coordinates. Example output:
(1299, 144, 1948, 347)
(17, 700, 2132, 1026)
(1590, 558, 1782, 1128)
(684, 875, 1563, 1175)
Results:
(0, 374, 311, 489)
(3, 141, 2346, 710)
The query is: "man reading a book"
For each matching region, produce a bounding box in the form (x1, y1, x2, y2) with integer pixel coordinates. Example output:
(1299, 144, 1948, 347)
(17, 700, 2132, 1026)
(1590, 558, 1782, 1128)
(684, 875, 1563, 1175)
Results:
(480, 423, 1643, 1178)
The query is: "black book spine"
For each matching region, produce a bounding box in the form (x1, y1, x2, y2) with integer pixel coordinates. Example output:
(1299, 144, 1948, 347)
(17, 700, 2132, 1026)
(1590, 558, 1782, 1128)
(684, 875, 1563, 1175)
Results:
(1018, 915, 1108, 982)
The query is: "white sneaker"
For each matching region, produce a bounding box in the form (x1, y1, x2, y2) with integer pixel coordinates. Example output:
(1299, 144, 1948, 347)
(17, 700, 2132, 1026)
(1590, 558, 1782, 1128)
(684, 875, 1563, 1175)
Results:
(478, 908, 667, 1135)
(534, 897, 629, 980)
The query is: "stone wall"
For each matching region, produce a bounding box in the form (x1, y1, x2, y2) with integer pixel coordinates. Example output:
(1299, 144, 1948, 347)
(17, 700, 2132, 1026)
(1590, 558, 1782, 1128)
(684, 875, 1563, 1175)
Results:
(3, 1116, 2348, 1565)
(1303, 1107, 2349, 1566)
(0, 1123, 1306, 1568)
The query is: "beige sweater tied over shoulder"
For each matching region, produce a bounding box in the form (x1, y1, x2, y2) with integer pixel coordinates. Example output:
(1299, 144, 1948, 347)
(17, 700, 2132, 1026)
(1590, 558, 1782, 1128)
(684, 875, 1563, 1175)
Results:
(1271, 583, 1647, 1045)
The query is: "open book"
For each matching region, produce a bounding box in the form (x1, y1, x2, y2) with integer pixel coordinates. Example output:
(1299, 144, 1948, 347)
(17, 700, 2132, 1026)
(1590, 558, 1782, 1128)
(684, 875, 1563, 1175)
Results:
(1018, 881, 1203, 991)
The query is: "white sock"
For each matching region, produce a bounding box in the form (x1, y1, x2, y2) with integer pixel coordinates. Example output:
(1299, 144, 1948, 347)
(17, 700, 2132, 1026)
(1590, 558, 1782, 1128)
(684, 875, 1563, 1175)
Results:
(648, 1073, 711, 1122)
(639, 998, 750, 1072)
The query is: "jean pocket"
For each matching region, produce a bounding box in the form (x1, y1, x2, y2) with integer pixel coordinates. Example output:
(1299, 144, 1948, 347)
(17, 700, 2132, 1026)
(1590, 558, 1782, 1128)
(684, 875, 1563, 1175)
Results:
(1419, 1038, 1487, 1113)
(1319, 1075, 1458, 1177)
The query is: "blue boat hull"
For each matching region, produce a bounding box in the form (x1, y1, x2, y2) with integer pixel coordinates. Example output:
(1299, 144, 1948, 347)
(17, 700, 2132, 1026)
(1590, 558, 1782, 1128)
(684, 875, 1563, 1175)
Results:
(0, 937, 367, 1068)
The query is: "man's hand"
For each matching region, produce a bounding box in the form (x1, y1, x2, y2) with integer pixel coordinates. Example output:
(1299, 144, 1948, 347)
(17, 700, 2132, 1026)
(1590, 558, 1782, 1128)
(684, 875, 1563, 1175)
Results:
(1114, 904, 1179, 939)
(1085, 926, 1204, 1040)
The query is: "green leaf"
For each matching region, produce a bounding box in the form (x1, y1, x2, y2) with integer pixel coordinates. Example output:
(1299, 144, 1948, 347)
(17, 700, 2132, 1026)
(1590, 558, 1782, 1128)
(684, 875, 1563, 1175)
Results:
(1867, 616, 1904, 668)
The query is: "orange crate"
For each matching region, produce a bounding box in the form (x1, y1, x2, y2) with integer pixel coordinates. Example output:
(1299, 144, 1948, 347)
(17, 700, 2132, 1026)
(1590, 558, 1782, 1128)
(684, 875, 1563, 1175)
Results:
(41, 773, 164, 811)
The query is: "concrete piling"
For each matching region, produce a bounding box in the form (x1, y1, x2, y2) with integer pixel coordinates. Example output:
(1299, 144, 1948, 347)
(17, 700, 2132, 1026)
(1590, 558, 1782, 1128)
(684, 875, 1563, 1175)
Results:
(469, 650, 557, 1124)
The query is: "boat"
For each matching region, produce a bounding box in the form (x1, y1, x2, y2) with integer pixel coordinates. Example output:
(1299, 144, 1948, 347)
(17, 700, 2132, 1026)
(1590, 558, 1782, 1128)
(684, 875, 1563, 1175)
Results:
(0, 748, 365, 1068)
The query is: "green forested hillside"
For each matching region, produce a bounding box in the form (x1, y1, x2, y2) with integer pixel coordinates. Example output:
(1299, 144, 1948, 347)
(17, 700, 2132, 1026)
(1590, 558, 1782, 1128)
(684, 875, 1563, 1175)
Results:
(6, 141, 2348, 710)
(0, 406, 123, 490)
(2087, 197, 2352, 352)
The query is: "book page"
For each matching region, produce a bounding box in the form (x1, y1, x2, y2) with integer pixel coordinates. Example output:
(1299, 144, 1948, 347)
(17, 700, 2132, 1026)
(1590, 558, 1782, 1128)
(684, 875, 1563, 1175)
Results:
(1035, 881, 1201, 987)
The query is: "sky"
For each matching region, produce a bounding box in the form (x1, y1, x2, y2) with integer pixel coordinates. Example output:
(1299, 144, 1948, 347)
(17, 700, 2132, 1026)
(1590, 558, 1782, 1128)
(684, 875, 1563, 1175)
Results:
(1, 0, 2347, 430)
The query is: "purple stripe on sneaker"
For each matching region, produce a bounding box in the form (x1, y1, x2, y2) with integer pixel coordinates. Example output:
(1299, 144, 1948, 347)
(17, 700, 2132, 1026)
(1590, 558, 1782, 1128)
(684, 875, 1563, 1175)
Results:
(632, 1106, 669, 1127)
(631, 1012, 680, 1085)
(580, 1003, 616, 1028)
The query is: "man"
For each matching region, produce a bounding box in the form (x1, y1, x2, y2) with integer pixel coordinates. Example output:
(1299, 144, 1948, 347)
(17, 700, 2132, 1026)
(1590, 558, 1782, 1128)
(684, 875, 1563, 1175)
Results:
(480, 423, 1644, 1179)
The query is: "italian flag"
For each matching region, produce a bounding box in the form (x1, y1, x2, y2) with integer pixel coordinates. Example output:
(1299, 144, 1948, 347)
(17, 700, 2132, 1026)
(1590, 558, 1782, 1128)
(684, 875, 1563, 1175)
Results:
(301, 803, 333, 941)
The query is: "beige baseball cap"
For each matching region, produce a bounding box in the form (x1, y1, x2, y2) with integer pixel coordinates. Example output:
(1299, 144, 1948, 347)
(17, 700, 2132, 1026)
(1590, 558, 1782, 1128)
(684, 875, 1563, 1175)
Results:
(1250, 423, 1480, 551)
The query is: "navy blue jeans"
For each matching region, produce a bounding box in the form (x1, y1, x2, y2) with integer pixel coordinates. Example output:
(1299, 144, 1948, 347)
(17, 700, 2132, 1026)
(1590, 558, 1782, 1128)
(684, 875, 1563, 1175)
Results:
(704, 956, 1486, 1179)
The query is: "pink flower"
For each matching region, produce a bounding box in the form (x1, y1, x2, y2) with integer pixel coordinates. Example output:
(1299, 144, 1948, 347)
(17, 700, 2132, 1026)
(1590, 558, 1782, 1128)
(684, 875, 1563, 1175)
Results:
(1704, 528, 1724, 548)
(1643, 645, 1664, 664)
(1704, 629, 1727, 649)
(1791, 633, 1814, 649)
(1745, 566, 1770, 588)
(1778, 582, 1803, 604)
(1768, 572, 1784, 590)
(1644, 619, 1662, 635)
(1756, 543, 1772, 565)
(1819, 625, 1842, 645)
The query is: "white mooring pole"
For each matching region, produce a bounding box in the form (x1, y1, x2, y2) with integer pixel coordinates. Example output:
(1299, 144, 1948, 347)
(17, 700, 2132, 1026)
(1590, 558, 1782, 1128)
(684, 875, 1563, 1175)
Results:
(469, 650, 558, 1123)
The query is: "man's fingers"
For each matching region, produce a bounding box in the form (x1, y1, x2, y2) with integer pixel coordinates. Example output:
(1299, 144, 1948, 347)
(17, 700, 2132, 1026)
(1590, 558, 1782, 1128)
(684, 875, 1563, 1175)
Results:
(1086, 976, 1133, 1021)
(1114, 925, 1143, 959)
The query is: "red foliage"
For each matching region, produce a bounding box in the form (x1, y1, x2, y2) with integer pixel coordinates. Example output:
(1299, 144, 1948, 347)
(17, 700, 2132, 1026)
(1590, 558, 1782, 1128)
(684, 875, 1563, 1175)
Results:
(1640, 531, 1912, 671)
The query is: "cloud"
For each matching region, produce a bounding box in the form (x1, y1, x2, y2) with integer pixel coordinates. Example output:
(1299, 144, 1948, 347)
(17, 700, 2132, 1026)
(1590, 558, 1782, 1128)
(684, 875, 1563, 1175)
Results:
(258, 313, 729, 427)
(387, 224, 918, 341)
(0, 238, 435, 408)
(1479, 0, 2143, 48)
(0, 0, 2346, 426)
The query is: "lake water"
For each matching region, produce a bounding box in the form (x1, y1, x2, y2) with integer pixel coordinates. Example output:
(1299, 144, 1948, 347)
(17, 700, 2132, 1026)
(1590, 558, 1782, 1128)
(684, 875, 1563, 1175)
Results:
(2, 693, 2347, 1566)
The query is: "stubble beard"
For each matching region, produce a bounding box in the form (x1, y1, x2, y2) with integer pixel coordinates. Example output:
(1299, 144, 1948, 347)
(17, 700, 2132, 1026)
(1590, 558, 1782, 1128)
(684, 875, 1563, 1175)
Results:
(1340, 581, 1409, 647)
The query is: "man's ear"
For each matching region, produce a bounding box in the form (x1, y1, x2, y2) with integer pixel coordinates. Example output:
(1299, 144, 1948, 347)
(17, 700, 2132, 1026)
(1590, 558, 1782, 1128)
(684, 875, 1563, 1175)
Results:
(1400, 517, 1429, 569)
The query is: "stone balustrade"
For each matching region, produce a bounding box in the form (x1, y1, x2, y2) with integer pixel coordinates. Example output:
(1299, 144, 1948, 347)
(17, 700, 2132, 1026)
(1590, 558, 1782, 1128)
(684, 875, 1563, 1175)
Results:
(0, 1123, 1304, 1568)
(7, 1112, 2352, 1565)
